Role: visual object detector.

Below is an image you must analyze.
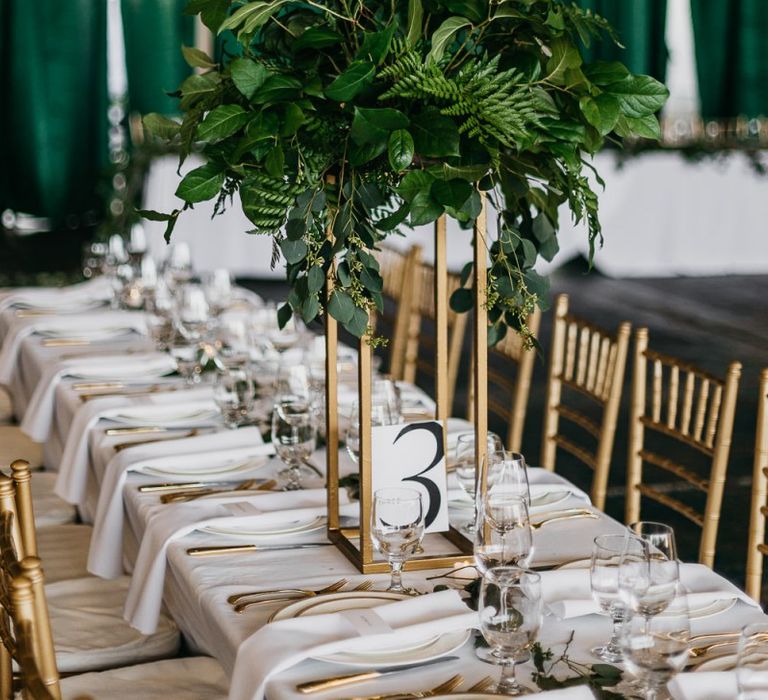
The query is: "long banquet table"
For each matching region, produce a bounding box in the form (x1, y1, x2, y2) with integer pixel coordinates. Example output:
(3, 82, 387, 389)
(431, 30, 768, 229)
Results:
(1, 295, 766, 699)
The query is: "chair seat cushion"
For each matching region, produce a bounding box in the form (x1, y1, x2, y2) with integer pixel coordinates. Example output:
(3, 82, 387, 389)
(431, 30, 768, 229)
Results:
(31, 471, 77, 527)
(59, 656, 228, 699)
(47, 576, 180, 673)
(37, 524, 92, 583)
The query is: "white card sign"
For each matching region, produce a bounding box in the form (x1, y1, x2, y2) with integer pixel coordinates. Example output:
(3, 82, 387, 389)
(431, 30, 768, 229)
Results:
(371, 420, 449, 534)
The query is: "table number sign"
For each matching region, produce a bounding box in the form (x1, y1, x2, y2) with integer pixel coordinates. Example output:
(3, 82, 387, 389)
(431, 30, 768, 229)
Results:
(371, 420, 449, 534)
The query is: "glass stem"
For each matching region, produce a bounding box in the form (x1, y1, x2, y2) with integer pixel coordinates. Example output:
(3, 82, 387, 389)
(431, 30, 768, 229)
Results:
(389, 559, 404, 591)
(608, 608, 624, 654)
(497, 659, 521, 695)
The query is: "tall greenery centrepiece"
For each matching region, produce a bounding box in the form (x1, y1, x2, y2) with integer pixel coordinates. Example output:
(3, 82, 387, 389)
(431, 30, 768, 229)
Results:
(142, 0, 667, 344)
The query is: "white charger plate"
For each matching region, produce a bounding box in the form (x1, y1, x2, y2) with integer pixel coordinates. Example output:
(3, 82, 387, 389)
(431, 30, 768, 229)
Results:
(37, 326, 135, 340)
(201, 515, 326, 538)
(139, 455, 269, 478)
(108, 406, 220, 427)
(269, 591, 471, 667)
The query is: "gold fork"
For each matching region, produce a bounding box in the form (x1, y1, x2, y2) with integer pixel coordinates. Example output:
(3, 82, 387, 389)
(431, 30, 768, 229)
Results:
(160, 479, 276, 503)
(228, 578, 348, 607)
(234, 577, 360, 613)
(465, 676, 495, 693)
(530, 509, 598, 530)
(351, 674, 464, 700)
(688, 638, 740, 659)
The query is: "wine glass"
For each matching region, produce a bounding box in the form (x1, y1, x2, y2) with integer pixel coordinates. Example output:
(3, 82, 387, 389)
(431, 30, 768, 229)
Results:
(737, 622, 768, 699)
(628, 521, 678, 561)
(162, 242, 193, 290)
(203, 269, 233, 315)
(275, 364, 311, 403)
(590, 533, 629, 662)
(478, 567, 542, 696)
(214, 365, 255, 429)
(345, 399, 399, 464)
(453, 432, 504, 534)
(175, 284, 211, 342)
(620, 587, 690, 699)
(169, 338, 203, 385)
(474, 497, 533, 575)
(479, 449, 531, 509)
(370, 488, 424, 593)
(271, 398, 316, 490)
(619, 536, 680, 626)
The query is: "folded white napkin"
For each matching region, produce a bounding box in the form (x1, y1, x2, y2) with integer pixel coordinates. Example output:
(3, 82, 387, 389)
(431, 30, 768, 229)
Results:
(667, 671, 739, 699)
(125, 489, 354, 634)
(541, 563, 760, 619)
(228, 589, 476, 700)
(88, 427, 272, 579)
(54, 387, 215, 506)
(0, 277, 111, 311)
(0, 311, 146, 385)
(20, 353, 177, 441)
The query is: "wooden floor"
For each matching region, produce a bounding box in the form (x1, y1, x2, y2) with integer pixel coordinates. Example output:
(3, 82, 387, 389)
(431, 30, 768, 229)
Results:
(243, 261, 768, 591)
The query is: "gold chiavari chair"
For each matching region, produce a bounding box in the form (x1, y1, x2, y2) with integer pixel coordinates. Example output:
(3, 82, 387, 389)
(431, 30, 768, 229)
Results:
(745, 369, 768, 602)
(405, 262, 468, 412)
(540, 294, 631, 511)
(0, 462, 181, 676)
(467, 309, 541, 452)
(625, 329, 741, 568)
(374, 244, 422, 381)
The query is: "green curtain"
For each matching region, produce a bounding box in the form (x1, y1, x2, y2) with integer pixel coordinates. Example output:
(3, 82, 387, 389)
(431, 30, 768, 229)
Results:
(577, 0, 668, 82)
(0, 1, 107, 223)
(121, 0, 194, 115)
(690, 0, 768, 119)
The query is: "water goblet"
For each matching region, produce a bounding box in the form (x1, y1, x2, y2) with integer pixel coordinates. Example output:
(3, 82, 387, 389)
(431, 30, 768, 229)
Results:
(628, 521, 678, 561)
(478, 567, 542, 696)
(169, 338, 203, 385)
(453, 432, 503, 534)
(474, 496, 533, 575)
(345, 400, 398, 464)
(737, 622, 768, 699)
(214, 365, 255, 429)
(620, 587, 690, 699)
(175, 284, 211, 342)
(590, 533, 630, 662)
(271, 398, 316, 490)
(203, 269, 233, 315)
(371, 488, 424, 593)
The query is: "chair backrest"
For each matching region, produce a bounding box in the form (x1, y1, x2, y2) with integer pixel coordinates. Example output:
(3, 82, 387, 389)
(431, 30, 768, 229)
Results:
(467, 309, 541, 452)
(746, 369, 768, 601)
(405, 262, 468, 411)
(374, 244, 422, 381)
(540, 294, 631, 510)
(625, 328, 741, 568)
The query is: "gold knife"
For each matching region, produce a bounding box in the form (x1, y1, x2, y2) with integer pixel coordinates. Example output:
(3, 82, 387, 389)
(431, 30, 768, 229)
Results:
(80, 385, 182, 402)
(114, 429, 203, 452)
(41, 338, 92, 347)
(105, 426, 168, 437)
(187, 543, 330, 557)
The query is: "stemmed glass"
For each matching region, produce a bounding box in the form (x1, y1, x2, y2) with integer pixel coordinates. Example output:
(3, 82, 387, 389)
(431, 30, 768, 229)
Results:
(214, 365, 255, 429)
(453, 432, 503, 534)
(371, 488, 424, 593)
(737, 622, 768, 699)
(478, 567, 542, 696)
(590, 533, 629, 662)
(175, 284, 211, 342)
(474, 497, 533, 574)
(628, 521, 678, 561)
(169, 337, 203, 385)
(271, 398, 316, 490)
(480, 449, 532, 508)
(345, 394, 400, 464)
(203, 269, 233, 316)
(620, 586, 690, 699)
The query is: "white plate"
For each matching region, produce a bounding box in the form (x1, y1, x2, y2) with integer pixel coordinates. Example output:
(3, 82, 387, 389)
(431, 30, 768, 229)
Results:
(108, 407, 220, 427)
(554, 558, 593, 570)
(201, 515, 326, 538)
(449, 490, 572, 510)
(37, 326, 135, 340)
(269, 591, 471, 667)
(694, 652, 738, 672)
(675, 597, 737, 620)
(139, 456, 269, 478)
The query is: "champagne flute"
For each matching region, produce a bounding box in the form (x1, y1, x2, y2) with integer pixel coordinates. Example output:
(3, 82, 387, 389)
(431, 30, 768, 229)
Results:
(620, 587, 690, 699)
(371, 488, 424, 593)
(478, 567, 542, 696)
(453, 432, 503, 534)
(737, 622, 768, 699)
(590, 533, 629, 662)
(214, 365, 255, 429)
(271, 398, 316, 490)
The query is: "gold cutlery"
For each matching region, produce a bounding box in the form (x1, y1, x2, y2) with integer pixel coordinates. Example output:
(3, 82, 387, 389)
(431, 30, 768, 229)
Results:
(465, 677, 495, 693)
(688, 639, 739, 660)
(139, 480, 211, 493)
(160, 479, 276, 503)
(187, 542, 333, 557)
(15, 309, 58, 317)
(41, 338, 94, 347)
(227, 578, 348, 606)
(298, 656, 460, 694)
(689, 630, 742, 642)
(80, 384, 182, 402)
(114, 429, 204, 452)
(73, 381, 126, 391)
(349, 673, 464, 700)
(530, 509, 598, 530)
(60, 348, 145, 360)
(105, 426, 169, 437)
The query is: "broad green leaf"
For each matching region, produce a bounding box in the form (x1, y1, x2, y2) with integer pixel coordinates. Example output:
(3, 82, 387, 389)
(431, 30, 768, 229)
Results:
(300, 294, 320, 323)
(427, 162, 489, 181)
(186, 0, 230, 32)
(197, 104, 249, 143)
(179, 73, 220, 109)
(430, 178, 472, 209)
(450, 287, 473, 313)
(523, 269, 549, 299)
(411, 109, 460, 157)
(619, 113, 662, 139)
(357, 26, 395, 65)
(285, 219, 304, 241)
(397, 170, 435, 202)
(442, 0, 484, 22)
(280, 238, 308, 264)
(608, 75, 669, 118)
(584, 61, 630, 87)
(580, 93, 620, 136)
(429, 16, 471, 63)
(328, 290, 355, 324)
(181, 45, 216, 69)
(307, 265, 325, 293)
(387, 129, 414, 171)
(175, 163, 225, 203)
(230, 58, 269, 99)
(346, 307, 369, 338)
(360, 267, 383, 293)
(409, 190, 444, 225)
(142, 113, 180, 140)
(487, 322, 507, 346)
(350, 107, 408, 145)
(277, 302, 292, 329)
(219, 0, 287, 34)
(264, 145, 284, 177)
(532, 214, 555, 243)
(325, 61, 375, 101)
(280, 103, 305, 136)
(293, 26, 343, 51)
(336, 261, 352, 287)
(543, 37, 581, 85)
(252, 75, 302, 103)
(407, 0, 423, 47)
(376, 204, 410, 230)
(348, 140, 387, 166)
(538, 232, 559, 262)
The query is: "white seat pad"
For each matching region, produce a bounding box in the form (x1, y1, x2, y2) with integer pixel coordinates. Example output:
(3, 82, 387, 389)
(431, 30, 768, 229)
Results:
(37, 524, 91, 583)
(59, 656, 228, 699)
(47, 576, 180, 673)
(31, 471, 77, 527)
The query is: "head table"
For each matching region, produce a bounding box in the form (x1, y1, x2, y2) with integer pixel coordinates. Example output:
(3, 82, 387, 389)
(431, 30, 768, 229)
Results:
(0, 285, 764, 700)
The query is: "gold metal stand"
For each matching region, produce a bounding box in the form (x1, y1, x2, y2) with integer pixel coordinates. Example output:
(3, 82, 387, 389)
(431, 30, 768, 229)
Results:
(327, 195, 489, 573)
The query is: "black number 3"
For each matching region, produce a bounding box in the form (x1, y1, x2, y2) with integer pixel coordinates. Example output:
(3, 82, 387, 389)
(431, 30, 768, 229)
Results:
(393, 422, 443, 528)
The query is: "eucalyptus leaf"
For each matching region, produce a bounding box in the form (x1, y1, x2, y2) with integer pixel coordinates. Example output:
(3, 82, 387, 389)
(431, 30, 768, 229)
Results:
(328, 289, 355, 324)
(280, 238, 308, 264)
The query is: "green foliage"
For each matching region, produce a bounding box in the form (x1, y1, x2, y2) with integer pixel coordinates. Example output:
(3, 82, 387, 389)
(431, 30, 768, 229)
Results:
(141, 0, 668, 340)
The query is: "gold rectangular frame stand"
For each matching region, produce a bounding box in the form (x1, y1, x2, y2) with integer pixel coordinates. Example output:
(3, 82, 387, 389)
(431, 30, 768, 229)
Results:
(326, 195, 489, 573)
